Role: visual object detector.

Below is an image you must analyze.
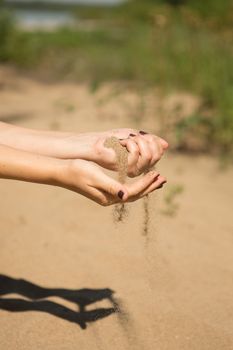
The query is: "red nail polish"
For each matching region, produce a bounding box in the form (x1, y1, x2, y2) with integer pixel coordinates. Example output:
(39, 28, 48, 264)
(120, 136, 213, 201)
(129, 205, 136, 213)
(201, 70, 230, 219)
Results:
(157, 184, 164, 189)
(118, 190, 124, 200)
(139, 131, 148, 135)
(129, 133, 136, 137)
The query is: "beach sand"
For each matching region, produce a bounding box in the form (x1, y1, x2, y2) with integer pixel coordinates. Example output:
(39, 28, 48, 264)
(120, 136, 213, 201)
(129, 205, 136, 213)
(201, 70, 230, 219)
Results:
(0, 67, 233, 349)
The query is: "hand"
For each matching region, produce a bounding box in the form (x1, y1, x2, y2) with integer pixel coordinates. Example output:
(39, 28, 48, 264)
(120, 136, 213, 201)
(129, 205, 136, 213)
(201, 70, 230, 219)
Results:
(59, 159, 167, 206)
(93, 128, 169, 177)
(0, 144, 166, 206)
(0, 123, 168, 178)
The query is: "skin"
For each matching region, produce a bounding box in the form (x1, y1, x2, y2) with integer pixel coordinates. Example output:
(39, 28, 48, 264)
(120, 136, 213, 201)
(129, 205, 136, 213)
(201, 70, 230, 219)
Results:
(0, 123, 168, 176)
(0, 122, 168, 206)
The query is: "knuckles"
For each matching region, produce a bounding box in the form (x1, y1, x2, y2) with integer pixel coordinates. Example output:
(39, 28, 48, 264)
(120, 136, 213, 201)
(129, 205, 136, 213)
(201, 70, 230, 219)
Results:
(146, 135, 155, 143)
(127, 167, 140, 178)
(146, 153, 153, 162)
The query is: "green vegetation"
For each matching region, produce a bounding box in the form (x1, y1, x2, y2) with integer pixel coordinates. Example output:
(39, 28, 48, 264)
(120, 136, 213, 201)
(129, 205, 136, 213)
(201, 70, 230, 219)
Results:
(162, 183, 184, 217)
(0, 0, 233, 156)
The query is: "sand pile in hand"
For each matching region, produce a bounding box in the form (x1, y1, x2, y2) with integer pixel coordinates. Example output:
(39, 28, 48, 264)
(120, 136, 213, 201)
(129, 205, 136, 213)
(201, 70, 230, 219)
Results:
(104, 136, 128, 184)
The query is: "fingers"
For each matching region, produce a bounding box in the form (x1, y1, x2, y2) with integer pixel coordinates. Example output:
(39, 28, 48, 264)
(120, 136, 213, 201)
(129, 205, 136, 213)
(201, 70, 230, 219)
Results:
(93, 129, 169, 204)
(158, 137, 169, 150)
(138, 175, 167, 197)
(119, 138, 139, 176)
(126, 133, 168, 175)
(120, 135, 164, 176)
(67, 159, 166, 207)
(91, 168, 164, 206)
(93, 172, 166, 206)
(126, 173, 166, 203)
(126, 170, 160, 198)
(147, 136, 163, 166)
(80, 185, 110, 206)
(132, 136, 154, 172)
(102, 129, 168, 176)
(93, 169, 129, 203)
(102, 171, 167, 205)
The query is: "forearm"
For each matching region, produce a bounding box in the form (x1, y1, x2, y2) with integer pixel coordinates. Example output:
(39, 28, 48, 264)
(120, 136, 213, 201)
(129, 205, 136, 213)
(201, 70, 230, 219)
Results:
(0, 143, 65, 186)
(0, 122, 97, 160)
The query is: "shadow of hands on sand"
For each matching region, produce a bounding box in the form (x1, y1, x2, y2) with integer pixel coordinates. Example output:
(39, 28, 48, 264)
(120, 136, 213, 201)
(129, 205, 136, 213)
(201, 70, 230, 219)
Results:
(0, 275, 118, 329)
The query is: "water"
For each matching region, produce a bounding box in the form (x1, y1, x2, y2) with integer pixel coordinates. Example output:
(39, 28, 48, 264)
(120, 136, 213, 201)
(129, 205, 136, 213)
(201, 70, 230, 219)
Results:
(5, 0, 125, 29)
(14, 9, 75, 29)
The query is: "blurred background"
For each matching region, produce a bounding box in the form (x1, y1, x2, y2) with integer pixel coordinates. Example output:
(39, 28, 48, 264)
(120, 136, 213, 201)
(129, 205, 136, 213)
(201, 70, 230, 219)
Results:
(1, 2, 233, 349)
(0, 0, 233, 159)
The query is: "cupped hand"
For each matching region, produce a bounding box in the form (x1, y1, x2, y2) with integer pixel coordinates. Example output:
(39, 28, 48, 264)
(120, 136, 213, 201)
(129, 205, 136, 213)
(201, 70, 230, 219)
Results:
(93, 128, 169, 177)
(60, 159, 167, 206)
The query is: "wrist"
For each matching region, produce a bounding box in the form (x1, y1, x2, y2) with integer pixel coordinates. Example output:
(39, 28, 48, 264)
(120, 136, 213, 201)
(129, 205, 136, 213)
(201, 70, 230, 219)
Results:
(0, 143, 67, 187)
(61, 132, 104, 162)
(52, 158, 72, 188)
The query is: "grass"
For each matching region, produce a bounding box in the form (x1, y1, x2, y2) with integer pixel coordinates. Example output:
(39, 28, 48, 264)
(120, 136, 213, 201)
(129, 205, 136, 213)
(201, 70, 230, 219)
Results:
(0, 0, 233, 157)
(162, 183, 184, 217)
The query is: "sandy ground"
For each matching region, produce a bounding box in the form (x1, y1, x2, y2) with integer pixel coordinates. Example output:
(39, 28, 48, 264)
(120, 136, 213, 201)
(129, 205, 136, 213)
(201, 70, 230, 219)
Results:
(0, 68, 233, 350)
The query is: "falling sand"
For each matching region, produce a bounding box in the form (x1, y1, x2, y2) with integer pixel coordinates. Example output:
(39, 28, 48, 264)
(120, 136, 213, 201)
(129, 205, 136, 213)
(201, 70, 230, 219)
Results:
(104, 136, 154, 348)
(142, 167, 154, 246)
(104, 136, 129, 223)
(104, 136, 151, 241)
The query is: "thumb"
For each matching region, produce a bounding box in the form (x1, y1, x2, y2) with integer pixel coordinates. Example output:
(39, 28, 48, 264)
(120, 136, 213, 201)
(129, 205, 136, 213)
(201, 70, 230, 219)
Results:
(159, 137, 169, 149)
(98, 172, 128, 201)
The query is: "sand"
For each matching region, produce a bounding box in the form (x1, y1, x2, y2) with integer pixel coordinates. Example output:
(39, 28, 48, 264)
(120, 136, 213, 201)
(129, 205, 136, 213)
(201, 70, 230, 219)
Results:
(0, 67, 233, 350)
(104, 136, 152, 239)
(104, 136, 128, 185)
(104, 136, 128, 222)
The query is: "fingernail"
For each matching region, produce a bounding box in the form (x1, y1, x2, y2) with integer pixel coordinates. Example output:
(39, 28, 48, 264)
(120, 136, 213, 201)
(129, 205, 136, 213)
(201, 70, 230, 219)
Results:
(129, 133, 136, 137)
(139, 130, 148, 135)
(157, 184, 164, 189)
(118, 190, 124, 200)
(157, 181, 167, 189)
